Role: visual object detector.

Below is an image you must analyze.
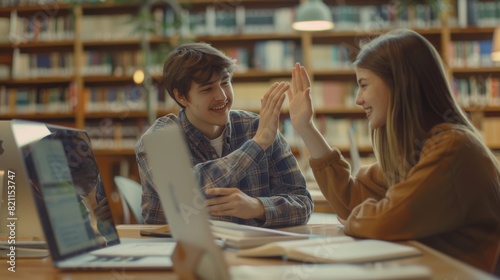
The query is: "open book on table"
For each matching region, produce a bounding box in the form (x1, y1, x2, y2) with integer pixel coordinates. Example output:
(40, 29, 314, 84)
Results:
(209, 220, 309, 249)
(237, 236, 422, 264)
(139, 220, 309, 249)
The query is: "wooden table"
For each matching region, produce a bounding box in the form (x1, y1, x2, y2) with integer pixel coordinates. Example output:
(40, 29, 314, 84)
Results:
(0, 224, 496, 280)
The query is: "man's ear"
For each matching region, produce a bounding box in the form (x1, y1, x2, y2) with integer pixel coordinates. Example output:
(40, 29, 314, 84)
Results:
(173, 89, 188, 107)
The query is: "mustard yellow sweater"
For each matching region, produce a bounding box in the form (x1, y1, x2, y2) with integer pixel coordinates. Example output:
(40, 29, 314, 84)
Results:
(309, 123, 500, 273)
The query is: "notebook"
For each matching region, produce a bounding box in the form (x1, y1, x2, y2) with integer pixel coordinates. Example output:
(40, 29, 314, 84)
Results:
(142, 124, 432, 280)
(17, 120, 174, 270)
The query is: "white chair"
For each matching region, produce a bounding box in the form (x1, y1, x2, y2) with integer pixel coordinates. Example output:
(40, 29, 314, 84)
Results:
(113, 176, 144, 224)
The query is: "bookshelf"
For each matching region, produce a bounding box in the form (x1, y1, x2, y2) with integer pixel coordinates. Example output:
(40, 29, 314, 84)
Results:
(0, 0, 499, 220)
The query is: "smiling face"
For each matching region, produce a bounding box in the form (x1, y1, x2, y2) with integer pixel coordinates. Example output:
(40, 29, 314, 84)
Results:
(175, 71, 233, 139)
(355, 67, 392, 130)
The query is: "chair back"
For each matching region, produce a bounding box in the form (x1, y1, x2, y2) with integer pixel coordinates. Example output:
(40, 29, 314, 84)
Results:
(113, 176, 144, 224)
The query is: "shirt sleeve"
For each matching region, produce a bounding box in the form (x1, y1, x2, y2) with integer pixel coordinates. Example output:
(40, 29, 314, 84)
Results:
(259, 133, 313, 227)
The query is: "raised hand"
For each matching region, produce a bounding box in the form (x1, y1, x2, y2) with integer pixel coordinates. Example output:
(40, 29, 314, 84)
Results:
(288, 63, 333, 159)
(253, 82, 289, 150)
(287, 63, 314, 135)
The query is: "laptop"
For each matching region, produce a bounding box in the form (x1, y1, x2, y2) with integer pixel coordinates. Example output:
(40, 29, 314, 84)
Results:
(16, 119, 173, 270)
(142, 124, 432, 280)
(0, 120, 49, 258)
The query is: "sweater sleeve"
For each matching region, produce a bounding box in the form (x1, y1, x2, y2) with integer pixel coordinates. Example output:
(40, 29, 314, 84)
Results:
(309, 148, 387, 220)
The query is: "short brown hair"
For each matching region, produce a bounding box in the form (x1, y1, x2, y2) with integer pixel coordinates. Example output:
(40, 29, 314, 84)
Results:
(162, 42, 236, 108)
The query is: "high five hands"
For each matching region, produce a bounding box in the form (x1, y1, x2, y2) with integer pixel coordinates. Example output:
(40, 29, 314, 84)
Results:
(253, 63, 315, 150)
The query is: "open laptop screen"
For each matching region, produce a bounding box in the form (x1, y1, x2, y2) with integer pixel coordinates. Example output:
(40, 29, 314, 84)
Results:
(17, 120, 119, 260)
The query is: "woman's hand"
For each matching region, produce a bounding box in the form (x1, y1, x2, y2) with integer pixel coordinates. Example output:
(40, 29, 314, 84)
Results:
(287, 63, 314, 135)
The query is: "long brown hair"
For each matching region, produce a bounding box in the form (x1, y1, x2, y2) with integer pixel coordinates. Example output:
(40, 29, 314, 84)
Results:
(353, 28, 483, 185)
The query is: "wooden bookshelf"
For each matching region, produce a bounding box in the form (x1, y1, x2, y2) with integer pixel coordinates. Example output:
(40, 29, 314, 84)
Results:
(1, 0, 499, 223)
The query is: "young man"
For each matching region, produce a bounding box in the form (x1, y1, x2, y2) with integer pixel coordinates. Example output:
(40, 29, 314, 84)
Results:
(135, 42, 313, 227)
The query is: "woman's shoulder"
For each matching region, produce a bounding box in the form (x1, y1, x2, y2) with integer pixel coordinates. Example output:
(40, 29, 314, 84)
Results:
(424, 123, 486, 155)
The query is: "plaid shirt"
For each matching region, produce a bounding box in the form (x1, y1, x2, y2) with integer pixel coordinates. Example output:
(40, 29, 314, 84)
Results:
(135, 109, 313, 227)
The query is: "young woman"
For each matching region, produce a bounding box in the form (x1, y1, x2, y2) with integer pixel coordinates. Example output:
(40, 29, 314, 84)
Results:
(287, 28, 500, 274)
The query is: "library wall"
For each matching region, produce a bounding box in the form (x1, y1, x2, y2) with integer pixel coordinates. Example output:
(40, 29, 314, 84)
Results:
(1, 0, 499, 220)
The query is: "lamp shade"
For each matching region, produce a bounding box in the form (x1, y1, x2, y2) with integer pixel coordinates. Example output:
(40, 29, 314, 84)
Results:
(292, 0, 334, 32)
(492, 27, 500, 62)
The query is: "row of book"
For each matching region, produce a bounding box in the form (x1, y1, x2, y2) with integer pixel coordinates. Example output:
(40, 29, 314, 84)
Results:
(1, 76, 497, 116)
(185, 7, 293, 36)
(81, 51, 150, 77)
(0, 0, 90, 6)
(207, 42, 302, 73)
(282, 117, 371, 149)
(0, 85, 76, 114)
(81, 14, 140, 41)
(453, 76, 500, 107)
(4, 41, 301, 79)
(1, 3, 450, 41)
(448, 40, 500, 68)
(329, 4, 442, 30)
(7, 48, 164, 79)
(84, 85, 147, 113)
(455, 0, 500, 28)
(253, 41, 302, 72)
(85, 118, 149, 150)
(310, 45, 354, 71)
(179, 4, 444, 36)
(6, 11, 75, 44)
(230, 81, 347, 112)
(311, 81, 358, 109)
(60, 115, 500, 154)
(11, 49, 74, 79)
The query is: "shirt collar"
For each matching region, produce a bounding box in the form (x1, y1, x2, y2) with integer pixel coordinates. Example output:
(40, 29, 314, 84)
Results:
(178, 108, 232, 146)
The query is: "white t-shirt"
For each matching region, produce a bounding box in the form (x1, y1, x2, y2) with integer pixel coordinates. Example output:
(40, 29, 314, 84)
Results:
(209, 132, 225, 157)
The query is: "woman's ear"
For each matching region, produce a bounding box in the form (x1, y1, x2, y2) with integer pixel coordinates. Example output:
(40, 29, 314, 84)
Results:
(173, 89, 188, 107)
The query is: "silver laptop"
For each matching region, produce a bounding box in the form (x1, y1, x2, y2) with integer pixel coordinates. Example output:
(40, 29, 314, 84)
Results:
(142, 124, 432, 280)
(0, 120, 50, 258)
(0, 120, 45, 242)
(17, 120, 173, 270)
